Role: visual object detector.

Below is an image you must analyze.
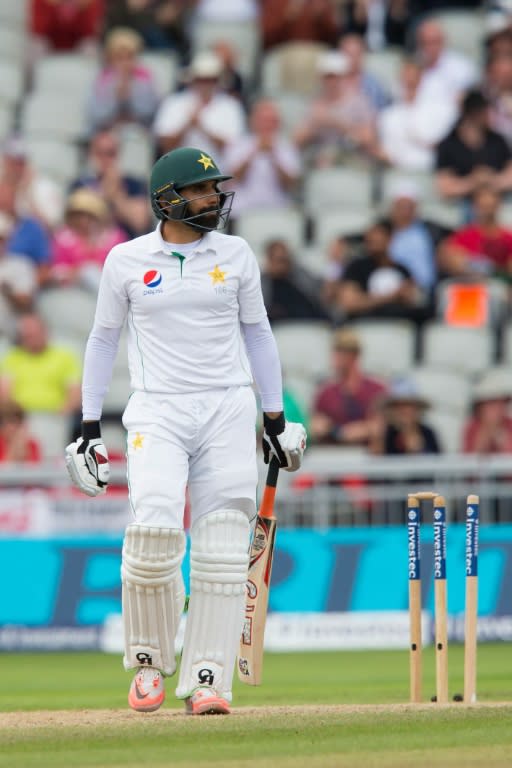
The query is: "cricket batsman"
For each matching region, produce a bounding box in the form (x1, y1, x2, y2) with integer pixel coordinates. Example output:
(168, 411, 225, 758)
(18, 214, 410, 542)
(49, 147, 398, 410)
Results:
(65, 147, 307, 715)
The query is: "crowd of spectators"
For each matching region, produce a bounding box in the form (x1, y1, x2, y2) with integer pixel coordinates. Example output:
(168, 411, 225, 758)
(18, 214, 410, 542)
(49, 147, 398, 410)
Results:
(2, 0, 512, 463)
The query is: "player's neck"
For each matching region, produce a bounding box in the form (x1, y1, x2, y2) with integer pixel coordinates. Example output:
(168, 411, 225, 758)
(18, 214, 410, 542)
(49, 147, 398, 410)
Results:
(161, 219, 205, 244)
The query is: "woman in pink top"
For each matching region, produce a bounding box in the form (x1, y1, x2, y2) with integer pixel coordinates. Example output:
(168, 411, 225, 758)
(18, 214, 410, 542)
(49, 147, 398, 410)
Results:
(86, 26, 160, 133)
(51, 188, 126, 290)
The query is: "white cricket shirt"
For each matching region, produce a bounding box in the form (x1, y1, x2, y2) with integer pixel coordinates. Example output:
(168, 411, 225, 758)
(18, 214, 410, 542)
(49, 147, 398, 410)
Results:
(93, 224, 268, 394)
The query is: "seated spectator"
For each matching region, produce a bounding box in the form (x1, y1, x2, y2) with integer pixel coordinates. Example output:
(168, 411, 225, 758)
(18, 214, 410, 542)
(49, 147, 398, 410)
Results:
(0, 213, 37, 342)
(261, 239, 331, 323)
(71, 128, 151, 237)
(51, 189, 127, 291)
(463, 376, 512, 453)
(371, 378, 441, 455)
(376, 58, 457, 172)
(153, 50, 246, 158)
(0, 312, 81, 417)
(224, 100, 301, 220)
(104, 0, 191, 61)
(294, 51, 377, 167)
(439, 185, 512, 279)
(414, 18, 478, 107)
(386, 180, 438, 295)
(29, 0, 103, 70)
(337, 219, 427, 324)
(0, 400, 41, 463)
(310, 327, 387, 446)
(339, 34, 391, 112)
(0, 181, 51, 287)
(261, 0, 338, 50)
(86, 27, 160, 134)
(0, 135, 64, 230)
(435, 89, 512, 202)
(486, 52, 512, 147)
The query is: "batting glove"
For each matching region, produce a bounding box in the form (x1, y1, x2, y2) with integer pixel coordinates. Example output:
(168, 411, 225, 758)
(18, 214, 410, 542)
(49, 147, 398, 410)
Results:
(65, 421, 110, 497)
(262, 412, 307, 472)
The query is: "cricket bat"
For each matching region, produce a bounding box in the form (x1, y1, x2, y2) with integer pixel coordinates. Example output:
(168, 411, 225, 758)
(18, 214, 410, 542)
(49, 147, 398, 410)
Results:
(237, 456, 280, 685)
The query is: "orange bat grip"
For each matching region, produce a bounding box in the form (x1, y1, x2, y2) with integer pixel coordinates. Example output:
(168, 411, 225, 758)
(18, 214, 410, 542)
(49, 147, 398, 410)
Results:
(259, 456, 280, 519)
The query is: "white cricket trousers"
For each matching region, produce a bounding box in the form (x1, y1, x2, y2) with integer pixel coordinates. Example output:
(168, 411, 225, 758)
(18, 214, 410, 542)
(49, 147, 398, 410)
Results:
(122, 385, 258, 528)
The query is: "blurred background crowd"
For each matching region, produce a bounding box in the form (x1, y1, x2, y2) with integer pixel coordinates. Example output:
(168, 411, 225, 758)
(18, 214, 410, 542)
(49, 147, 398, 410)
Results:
(1, 0, 512, 468)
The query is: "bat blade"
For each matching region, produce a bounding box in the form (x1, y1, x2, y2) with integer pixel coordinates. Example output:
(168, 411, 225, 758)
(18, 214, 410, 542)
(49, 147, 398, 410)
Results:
(238, 457, 279, 685)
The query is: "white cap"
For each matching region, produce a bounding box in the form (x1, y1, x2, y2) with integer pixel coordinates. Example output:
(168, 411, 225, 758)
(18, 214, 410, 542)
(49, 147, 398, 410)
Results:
(188, 51, 223, 79)
(317, 51, 350, 76)
(387, 178, 420, 203)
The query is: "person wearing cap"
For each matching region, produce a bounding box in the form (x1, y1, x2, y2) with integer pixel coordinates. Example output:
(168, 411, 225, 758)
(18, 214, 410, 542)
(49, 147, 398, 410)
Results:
(294, 50, 377, 167)
(337, 219, 427, 324)
(50, 189, 127, 290)
(86, 27, 160, 135)
(64, 146, 307, 715)
(224, 99, 302, 219)
(462, 373, 512, 454)
(386, 179, 439, 295)
(371, 378, 441, 455)
(310, 327, 387, 446)
(153, 50, 246, 158)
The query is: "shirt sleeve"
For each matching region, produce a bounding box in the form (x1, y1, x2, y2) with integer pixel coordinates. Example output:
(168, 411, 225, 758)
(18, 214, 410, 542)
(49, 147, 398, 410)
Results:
(240, 317, 283, 413)
(238, 241, 268, 323)
(82, 324, 122, 420)
(93, 248, 129, 329)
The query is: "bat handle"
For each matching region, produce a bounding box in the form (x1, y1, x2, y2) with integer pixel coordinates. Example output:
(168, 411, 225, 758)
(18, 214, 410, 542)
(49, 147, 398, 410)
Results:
(260, 456, 280, 519)
(266, 455, 280, 487)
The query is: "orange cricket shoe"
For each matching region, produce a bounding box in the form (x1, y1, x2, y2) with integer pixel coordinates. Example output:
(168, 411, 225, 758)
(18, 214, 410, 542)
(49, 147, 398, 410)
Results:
(128, 667, 165, 712)
(185, 687, 231, 715)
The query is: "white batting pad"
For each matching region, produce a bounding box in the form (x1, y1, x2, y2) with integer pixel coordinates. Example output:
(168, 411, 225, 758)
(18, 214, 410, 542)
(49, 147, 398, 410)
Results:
(176, 510, 250, 700)
(122, 524, 186, 676)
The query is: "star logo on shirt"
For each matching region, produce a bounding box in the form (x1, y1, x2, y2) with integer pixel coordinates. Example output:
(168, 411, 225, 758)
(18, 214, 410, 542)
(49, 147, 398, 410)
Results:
(132, 433, 144, 450)
(209, 265, 226, 284)
(197, 152, 215, 170)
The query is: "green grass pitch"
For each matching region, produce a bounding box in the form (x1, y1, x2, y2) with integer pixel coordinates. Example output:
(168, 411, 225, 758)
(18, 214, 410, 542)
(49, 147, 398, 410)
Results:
(0, 645, 511, 767)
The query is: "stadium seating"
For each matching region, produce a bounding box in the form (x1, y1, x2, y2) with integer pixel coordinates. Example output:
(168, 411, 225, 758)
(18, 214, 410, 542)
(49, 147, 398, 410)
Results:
(261, 41, 329, 96)
(37, 288, 97, 349)
(234, 207, 304, 259)
(190, 20, 261, 80)
(273, 321, 332, 380)
(410, 365, 472, 416)
(349, 319, 416, 378)
(421, 321, 495, 375)
(304, 167, 375, 216)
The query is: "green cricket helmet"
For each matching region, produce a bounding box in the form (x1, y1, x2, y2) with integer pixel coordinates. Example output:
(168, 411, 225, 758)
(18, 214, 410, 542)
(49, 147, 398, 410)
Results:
(150, 146, 234, 232)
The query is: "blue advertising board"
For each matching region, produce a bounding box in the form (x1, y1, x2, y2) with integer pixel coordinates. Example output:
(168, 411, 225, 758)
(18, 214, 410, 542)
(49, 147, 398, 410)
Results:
(1, 525, 511, 649)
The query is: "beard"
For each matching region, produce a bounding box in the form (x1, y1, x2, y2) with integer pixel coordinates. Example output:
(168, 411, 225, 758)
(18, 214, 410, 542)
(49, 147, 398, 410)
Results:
(188, 206, 220, 230)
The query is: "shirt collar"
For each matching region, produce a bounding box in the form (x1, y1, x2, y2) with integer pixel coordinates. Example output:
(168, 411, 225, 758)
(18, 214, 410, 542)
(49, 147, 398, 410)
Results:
(147, 222, 214, 254)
